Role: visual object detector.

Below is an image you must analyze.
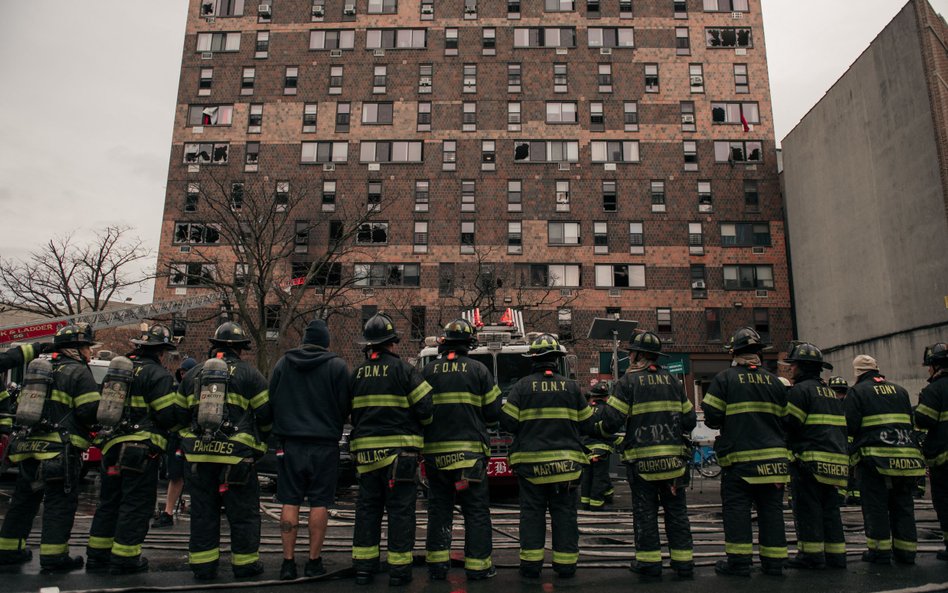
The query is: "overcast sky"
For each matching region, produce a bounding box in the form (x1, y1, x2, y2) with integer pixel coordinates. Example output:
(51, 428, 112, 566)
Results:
(0, 0, 944, 305)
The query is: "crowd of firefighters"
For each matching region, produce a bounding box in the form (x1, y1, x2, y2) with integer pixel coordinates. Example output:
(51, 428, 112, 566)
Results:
(0, 313, 946, 583)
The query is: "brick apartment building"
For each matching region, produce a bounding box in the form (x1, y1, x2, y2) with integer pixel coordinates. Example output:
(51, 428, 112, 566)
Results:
(154, 0, 792, 400)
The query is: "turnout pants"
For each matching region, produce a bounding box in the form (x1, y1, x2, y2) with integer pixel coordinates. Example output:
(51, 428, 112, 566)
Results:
(628, 466, 693, 569)
(517, 476, 579, 573)
(721, 468, 787, 570)
(931, 464, 948, 551)
(352, 458, 418, 578)
(424, 464, 492, 574)
(789, 463, 845, 562)
(87, 444, 160, 566)
(580, 457, 612, 509)
(184, 461, 261, 574)
(0, 455, 81, 566)
(859, 462, 917, 562)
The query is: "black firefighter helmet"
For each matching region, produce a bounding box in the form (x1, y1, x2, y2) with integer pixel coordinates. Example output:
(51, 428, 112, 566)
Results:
(628, 331, 669, 358)
(131, 324, 176, 350)
(780, 342, 833, 370)
(358, 313, 400, 347)
(209, 321, 252, 349)
(441, 318, 476, 346)
(727, 327, 767, 354)
(828, 376, 849, 393)
(923, 343, 948, 367)
(587, 380, 610, 399)
(523, 333, 566, 359)
(52, 323, 97, 348)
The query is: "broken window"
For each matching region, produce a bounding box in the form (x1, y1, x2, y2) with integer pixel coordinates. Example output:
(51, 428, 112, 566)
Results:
(367, 181, 382, 211)
(185, 183, 199, 212)
(201, 0, 246, 17)
(706, 27, 752, 48)
(460, 222, 475, 254)
(173, 222, 221, 245)
(169, 263, 216, 287)
(183, 142, 229, 164)
(230, 182, 244, 210)
(356, 222, 389, 244)
(354, 263, 420, 287)
(711, 102, 759, 125)
(188, 105, 233, 126)
(244, 142, 259, 165)
(275, 181, 289, 212)
(713, 140, 762, 163)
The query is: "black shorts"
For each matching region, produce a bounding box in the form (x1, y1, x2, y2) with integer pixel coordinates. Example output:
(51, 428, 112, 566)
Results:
(166, 434, 185, 481)
(277, 440, 339, 508)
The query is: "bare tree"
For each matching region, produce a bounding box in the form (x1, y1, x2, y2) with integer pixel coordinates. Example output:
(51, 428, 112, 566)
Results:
(164, 170, 382, 372)
(0, 225, 151, 317)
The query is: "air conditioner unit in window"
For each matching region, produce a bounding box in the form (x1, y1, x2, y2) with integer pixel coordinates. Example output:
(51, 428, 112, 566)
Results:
(558, 162, 570, 171)
(323, 163, 336, 172)
(362, 288, 375, 296)
(330, 49, 343, 57)
(599, 47, 612, 55)
(343, 4, 356, 15)
(608, 288, 621, 297)
(731, 11, 743, 18)
(205, 16, 216, 23)
(258, 4, 271, 15)
(752, 246, 765, 254)
(419, 77, 432, 86)
(682, 114, 695, 124)
(690, 75, 703, 85)
(201, 52, 214, 60)
(560, 288, 573, 297)
(312, 5, 325, 16)
(465, 6, 477, 14)
(421, 5, 434, 14)
(691, 280, 706, 289)
(180, 246, 191, 253)
(755, 290, 768, 297)
(373, 48, 385, 57)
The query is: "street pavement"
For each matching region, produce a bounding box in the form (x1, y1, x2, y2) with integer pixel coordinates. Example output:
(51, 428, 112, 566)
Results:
(1, 470, 946, 593)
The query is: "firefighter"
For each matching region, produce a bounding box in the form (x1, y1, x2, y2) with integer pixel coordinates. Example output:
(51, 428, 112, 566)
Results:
(349, 313, 433, 586)
(914, 343, 948, 560)
(422, 319, 501, 581)
(580, 381, 615, 512)
(177, 322, 272, 580)
(0, 325, 100, 572)
(780, 343, 848, 569)
(596, 332, 696, 579)
(84, 325, 183, 574)
(829, 376, 861, 504)
(501, 334, 595, 579)
(0, 342, 52, 434)
(846, 354, 925, 565)
(703, 327, 789, 577)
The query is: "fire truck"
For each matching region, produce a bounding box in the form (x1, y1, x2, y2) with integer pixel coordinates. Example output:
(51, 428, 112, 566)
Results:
(416, 309, 576, 486)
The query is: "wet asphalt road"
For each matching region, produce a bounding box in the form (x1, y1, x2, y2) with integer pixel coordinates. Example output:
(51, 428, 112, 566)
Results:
(1, 470, 947, 593)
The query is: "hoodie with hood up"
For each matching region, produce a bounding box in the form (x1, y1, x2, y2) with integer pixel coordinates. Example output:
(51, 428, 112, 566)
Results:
(269, 345, 351, 443)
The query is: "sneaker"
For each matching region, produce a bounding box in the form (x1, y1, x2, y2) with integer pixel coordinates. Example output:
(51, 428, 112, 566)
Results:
(355, 570, 374, 585)
(389, 573, 412, 586)
(110, 556, 149, 575)
(304, 557, 326, 577)
(151, 512, 174, 528)
(279, 559, 297, 581)
(714, 560, 750, 577)
(0, 548, 31, 566)
(40, 555, 84, 574)
(467, 565, 496, 580)
(786, 554, 825, 569)
(519, 565, 542, 578)
(861, 550, 891, 565)
(233, 561, 264, 578)
(630, 561, 662, 578)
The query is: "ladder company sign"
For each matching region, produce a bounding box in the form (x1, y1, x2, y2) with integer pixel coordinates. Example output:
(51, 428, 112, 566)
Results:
(0, 321, 68, 345)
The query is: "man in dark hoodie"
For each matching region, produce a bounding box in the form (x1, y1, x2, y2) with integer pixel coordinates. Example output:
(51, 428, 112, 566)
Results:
(269, 319, 351, 580)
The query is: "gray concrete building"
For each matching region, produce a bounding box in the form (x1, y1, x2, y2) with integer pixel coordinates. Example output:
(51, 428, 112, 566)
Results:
(782, 0, 948, 394)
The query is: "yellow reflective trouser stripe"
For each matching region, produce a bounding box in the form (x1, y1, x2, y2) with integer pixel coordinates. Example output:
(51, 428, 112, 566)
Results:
(249, 390, 269, 409)
(518, 407, 586, 421)
(552, 551, 578, 565)
(588, 498, 604, 507)
(426, 550, 450, 563)
(464, 557, 492, 570)
(725, 542, 753, 555)
(432, 392, 483, 406)
(893, 539, 917, 552)
(40, 543, 68, 556)
(509, 449, 588, 464)
(408, 381, 433, 405)
(520, 549, 544, 562)
(74, 391, 100, 407)
(798, 541, 824, 553)
(189, 548, 220, 564)
(502, 403, 520, 420)
(862, 414, 911, 428)
(88, 536, 114, 550)
(825, 542, 846, 554)
(423, 440, 488, 454)
(387, 551, 413, 566)
(0, 538, 25, 551)
(670, 549, 693, 562)
(702, 393, 726, 411)
(867, 538, 892, 551)
(636, 550, 662, 563)
(805, 414, 846, 426)
(353, 545, 380, 560)
(112, 542, 141, 557)
(719, 447, 789, 466)
(350, 435, 423, 450)
(631, 400, 681, 415)
(352, 394, 408, 409)
(232, 552, 259, 566)
(606, 396, 630, 416)
(484, 385, 501, 406)
(760, 546, 788, 559)
(786, 402, 806, 423)
(725, 401, 786, 416)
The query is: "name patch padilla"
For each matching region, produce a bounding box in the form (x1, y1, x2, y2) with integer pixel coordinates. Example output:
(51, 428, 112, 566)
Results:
(636, 456, 683, 473)
(889, 458, 923, 470)
(192, 440, 234, 454)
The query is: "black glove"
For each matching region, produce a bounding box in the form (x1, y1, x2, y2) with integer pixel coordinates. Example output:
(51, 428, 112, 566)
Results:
(35, 342, 54, 355)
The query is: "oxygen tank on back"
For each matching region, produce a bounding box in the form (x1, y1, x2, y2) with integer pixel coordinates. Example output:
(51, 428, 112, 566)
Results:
(197, 357, 229, 431)
(16, 358, 54, 428)
(97, 356, 135, 428)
